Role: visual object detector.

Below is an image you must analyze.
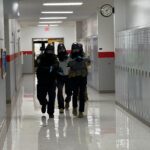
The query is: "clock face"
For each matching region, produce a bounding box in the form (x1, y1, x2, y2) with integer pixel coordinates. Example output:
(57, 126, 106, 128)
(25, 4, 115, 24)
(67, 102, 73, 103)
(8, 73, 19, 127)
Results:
(100, 4, 113, 17)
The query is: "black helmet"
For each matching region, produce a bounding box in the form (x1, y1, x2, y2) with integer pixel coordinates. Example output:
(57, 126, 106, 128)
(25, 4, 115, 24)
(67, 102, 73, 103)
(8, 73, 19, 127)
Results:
(78, 43, 85, 56)
(57, 43, 67, 54)
(57, 43, 68, 61)
(78, 43, 84, 52)
(71, 42, 83, 58)
(45, 43, 54, 54)
(71, 42, 79, 50)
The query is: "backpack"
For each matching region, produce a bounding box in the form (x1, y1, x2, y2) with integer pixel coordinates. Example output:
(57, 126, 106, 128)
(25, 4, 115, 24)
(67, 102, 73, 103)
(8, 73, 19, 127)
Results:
(68, 57, 88, 77)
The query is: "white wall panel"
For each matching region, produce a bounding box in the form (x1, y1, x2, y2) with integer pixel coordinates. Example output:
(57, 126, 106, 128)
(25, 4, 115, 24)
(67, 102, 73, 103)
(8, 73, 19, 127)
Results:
(82, 14, 98, 38)
(0, 0, 6, 130)
(6, 19, 22, 101)
(78, 4, 115, 92)
(98, 0, 114, 52)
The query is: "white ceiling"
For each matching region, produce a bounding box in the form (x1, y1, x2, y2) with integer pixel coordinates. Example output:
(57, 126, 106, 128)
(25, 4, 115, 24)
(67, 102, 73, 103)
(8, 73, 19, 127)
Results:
(18, 0, 102, 27)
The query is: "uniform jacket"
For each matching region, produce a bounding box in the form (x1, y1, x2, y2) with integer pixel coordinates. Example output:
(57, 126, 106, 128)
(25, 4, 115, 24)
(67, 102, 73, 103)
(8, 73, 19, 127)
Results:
(36, 53, 59, 84)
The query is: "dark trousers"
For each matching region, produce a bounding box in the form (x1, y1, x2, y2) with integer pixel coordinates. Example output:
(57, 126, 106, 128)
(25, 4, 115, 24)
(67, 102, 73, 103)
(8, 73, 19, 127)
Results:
(37, 82, 56, 115)
(72, 76, 87, 112)
(57, 76, 72, 109)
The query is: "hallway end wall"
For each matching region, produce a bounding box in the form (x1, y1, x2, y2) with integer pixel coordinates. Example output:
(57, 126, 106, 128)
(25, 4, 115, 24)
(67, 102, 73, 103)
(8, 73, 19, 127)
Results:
(21, 22, 76, 74)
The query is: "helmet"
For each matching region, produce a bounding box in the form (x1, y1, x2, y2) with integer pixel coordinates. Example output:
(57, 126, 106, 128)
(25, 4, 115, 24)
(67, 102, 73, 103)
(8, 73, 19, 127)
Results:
(57, 43, 68, 61)
(78, 43, 85, 56)
(78, 43, 83, 52)
(71, 42, 79, 51)
(57, 43, 67, 54)
(71, 42, 83, 59)
(45, 43, 54, 54)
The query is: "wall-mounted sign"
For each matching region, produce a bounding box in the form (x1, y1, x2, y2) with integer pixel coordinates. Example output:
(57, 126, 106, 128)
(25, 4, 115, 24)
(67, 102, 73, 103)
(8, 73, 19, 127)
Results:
(1, 49, 7, 79)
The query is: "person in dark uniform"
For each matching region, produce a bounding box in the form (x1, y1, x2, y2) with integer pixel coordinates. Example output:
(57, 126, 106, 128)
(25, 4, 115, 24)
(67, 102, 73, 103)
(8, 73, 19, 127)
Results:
(57, 43, 72, 113)
(35, 45, 45, 69)
(68, 42, 90, 118)
(36, 43, 59, 118)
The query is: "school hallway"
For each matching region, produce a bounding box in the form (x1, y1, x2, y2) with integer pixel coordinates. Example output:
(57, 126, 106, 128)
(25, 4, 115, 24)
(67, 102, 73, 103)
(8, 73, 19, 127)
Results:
(1, 75, 150, 150)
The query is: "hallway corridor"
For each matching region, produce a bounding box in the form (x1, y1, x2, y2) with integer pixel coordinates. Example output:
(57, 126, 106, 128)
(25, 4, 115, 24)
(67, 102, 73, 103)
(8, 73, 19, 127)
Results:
(1, 75, 150, 150)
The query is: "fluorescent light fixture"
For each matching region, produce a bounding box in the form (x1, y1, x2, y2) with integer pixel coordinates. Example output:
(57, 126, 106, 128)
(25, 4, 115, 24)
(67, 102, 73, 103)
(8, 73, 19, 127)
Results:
(13, 2, 19, 12)
(50, 24, 59, 27)
(39, 21, 62, 24)
(40, 17, 67, 20)
(43, 2, 83, 6)
(38, 24, 48, 26)
(17, 12, 20, 16)
(38, 24, 59, 27)
(41, 11, 73, 14)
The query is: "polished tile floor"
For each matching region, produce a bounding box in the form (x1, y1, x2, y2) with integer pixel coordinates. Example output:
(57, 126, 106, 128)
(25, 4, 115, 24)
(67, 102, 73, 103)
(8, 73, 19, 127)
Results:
(2, 75, 150, 150)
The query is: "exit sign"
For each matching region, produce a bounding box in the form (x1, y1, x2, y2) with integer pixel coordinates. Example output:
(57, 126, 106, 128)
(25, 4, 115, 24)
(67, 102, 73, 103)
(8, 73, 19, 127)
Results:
(45, 26, 49, 31)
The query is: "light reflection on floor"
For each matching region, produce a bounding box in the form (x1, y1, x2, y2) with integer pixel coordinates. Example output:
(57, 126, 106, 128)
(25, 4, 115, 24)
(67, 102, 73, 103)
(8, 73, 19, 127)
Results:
(2, 75, 150, 150)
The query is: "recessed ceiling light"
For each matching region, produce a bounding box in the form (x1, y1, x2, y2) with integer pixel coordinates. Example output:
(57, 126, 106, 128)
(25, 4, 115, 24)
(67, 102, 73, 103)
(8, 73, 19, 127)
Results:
(43, 2, 83, 6)
(40, 17, 67, 20)
(41, 11, 73, 14)
(39, 21, 62, 24)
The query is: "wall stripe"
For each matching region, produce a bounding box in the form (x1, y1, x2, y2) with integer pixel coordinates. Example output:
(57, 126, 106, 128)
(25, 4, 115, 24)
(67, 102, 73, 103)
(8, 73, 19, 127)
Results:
(5, 51, 33, 62)
(98, 52, 115, 58)
(5, 49, 72, 63)
(3, 51, 115, 63)
(22, 51, 33, 55)
(67, 50, 71, 54)
(6, 52, 22, 62)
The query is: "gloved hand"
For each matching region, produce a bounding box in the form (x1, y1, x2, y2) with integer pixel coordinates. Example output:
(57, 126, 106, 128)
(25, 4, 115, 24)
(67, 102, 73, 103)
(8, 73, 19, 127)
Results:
(49, 66, 53, 73)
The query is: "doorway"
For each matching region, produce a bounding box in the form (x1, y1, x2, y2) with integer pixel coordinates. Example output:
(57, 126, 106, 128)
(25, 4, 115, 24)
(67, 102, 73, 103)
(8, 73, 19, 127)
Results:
(32, 38, 64, 71)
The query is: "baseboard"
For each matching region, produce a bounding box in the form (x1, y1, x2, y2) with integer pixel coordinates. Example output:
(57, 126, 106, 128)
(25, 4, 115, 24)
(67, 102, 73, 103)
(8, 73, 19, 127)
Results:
(116, 101, 150, 127)
(87, 85, 115, 93)
(99, 90, 115, 93)
(23, 73, 34, 75)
